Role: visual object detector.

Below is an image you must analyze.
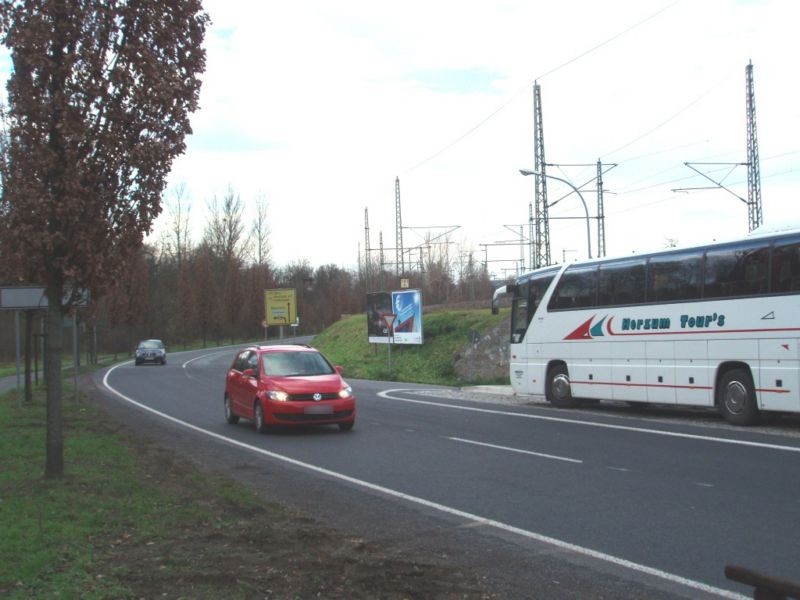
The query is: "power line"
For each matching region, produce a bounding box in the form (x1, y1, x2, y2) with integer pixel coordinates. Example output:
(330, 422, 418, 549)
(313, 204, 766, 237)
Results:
(403, 1, 682, 174)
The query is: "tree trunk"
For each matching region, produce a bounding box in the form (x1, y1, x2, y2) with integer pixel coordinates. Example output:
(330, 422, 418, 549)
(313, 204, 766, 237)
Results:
(45, 283, 64, 478)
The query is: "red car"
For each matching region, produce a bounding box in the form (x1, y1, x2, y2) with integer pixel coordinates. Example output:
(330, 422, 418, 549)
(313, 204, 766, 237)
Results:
(224, 344, 356, 433)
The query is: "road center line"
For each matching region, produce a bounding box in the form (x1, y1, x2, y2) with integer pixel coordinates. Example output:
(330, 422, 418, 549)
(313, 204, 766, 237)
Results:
(379, 389, 800, 454)
(102, 365, 746, 599)
(448, 436, 582, 464)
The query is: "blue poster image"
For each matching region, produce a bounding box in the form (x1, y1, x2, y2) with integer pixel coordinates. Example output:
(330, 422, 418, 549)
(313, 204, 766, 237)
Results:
(391, 289, 423, 344)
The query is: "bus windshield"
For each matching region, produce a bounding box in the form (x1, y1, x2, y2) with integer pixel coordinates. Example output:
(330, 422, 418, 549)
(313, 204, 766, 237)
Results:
(510, 268, 559, 343)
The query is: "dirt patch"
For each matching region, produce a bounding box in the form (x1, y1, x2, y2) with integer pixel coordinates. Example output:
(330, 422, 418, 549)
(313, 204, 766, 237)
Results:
(84, 399, 496, 599)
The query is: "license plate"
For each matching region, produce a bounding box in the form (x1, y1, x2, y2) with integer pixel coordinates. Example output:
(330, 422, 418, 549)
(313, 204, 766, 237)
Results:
(304, 405, 333, 415)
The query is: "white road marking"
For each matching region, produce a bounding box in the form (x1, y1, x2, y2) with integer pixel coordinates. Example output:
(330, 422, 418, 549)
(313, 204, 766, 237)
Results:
(102, 366, 747, 599)
(182, 349, 232, 369)
(448, 436, 582, 464)
(379, 389, 800, 454)
(607, 466, 630, 473)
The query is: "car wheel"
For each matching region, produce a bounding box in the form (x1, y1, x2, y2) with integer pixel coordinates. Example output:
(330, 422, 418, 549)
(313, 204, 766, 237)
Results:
(718, 368, 758, 425)
(224, 394, 239, 425)
(254, 401, 268, 433)
(338, 421, 354, 432)
(546, 363, 578, 408)
(161, 358, 166, 365)
(135, 359, 142, 366)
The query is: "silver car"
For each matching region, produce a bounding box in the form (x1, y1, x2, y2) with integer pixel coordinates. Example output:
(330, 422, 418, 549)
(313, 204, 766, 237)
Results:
(135, 339, 167, 366)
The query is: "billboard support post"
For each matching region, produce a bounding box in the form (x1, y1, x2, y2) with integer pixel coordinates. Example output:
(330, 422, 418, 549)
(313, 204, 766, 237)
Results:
(382, 314, 396, 372)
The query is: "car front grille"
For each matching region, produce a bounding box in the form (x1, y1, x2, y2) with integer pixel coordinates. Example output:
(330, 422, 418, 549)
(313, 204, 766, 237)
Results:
(275, 410, 354, 422)
(289, 392, 342, 401)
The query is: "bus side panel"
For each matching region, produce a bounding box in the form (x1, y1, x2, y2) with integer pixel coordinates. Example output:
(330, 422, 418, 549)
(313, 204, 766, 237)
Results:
(757, 338, 800, 412)
(611, 341, 647, 402)
(675, 340, 712, 406)
(570, 341, 611, 400)
(646, 341, 676, 404)
(510, 342, 549, 396)
(509, 342, 530, 395)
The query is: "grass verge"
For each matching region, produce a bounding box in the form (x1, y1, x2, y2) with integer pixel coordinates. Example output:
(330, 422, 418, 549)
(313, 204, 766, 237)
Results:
(0, 385, 491, 598)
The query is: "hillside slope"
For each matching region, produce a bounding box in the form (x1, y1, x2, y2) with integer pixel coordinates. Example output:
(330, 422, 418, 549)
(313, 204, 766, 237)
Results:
(313, 308, 511, 386)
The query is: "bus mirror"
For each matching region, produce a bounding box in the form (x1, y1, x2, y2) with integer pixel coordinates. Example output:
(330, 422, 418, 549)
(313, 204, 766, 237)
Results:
(491, 285, 510, 315)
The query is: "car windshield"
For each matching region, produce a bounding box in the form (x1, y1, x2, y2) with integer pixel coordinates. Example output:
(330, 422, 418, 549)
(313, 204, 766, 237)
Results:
(139, 340, 163, 349)
(262, 351, 334, 377)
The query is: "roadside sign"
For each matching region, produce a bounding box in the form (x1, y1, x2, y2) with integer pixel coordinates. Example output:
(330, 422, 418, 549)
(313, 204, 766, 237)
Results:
(264, 288, 297, 326)
(382, 313, 396, 336)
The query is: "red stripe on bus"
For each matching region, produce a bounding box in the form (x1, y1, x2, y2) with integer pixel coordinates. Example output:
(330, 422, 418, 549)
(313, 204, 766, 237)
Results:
(572, 380, 791, 395)
(605, 327, 800, 337)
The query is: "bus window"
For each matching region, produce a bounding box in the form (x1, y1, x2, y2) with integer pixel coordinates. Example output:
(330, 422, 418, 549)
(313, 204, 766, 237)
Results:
(647, 250, 702, 302)
(771, 236, 800, 293)
(548, 264, 597, 310)
(597, 257, 646, 306)
(704, 240, 769, 298)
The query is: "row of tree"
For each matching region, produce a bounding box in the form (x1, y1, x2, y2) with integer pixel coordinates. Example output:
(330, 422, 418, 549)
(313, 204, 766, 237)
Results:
(0, 186, 496, 360)
(0, 1, 495, 479)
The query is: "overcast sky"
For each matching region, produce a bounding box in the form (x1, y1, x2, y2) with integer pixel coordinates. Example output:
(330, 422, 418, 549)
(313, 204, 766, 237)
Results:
(15, 1, 800, 277)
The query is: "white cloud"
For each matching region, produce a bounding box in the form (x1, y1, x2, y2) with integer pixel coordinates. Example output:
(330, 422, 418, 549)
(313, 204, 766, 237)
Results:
(157, 0, 800, 275)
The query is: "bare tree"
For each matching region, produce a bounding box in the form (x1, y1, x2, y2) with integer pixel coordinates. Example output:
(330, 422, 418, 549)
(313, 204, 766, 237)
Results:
(0, 0, 208, 477)
(164, 182, 193, 269)
(250, 191, 270, 266)
(192, 243, 217, 348)
(204, 185, 247, 266)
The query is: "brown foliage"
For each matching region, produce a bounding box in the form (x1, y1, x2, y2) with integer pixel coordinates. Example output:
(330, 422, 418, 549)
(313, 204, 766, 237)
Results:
(0, 0, 209, 302)
(0, 0, 208, 477)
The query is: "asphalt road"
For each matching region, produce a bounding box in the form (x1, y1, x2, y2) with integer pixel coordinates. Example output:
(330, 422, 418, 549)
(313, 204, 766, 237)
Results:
(73, 345, 800, 599)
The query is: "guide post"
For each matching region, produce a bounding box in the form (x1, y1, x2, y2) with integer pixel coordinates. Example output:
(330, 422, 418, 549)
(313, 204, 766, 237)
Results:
(382, 314, 396, 372)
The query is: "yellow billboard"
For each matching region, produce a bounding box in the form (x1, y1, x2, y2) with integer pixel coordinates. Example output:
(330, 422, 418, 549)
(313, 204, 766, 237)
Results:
(264, 288, 297, 326)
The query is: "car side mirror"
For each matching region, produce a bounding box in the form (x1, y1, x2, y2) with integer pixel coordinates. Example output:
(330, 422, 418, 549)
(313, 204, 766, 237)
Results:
(334, 365, 344, 375)
(242, 368, 256, 378)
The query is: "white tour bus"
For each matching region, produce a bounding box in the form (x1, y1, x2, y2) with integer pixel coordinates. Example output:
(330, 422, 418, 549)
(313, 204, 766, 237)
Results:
(492, 226, 800, 425)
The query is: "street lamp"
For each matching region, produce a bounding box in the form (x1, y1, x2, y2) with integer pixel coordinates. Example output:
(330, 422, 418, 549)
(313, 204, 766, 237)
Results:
(519, 168, 592, 259)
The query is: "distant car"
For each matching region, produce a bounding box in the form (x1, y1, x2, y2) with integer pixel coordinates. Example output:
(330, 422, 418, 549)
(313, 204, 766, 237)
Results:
(224, 344, 356, 432)
(135, 339, 167, 366)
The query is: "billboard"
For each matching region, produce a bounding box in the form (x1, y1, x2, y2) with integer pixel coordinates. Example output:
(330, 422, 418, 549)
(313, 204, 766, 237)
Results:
(365, 289, 423, 345)
(366, 291, 392, 343)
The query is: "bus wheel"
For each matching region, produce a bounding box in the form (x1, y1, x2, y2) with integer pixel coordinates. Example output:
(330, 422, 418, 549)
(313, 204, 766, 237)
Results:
(546, 364, 578, 408)
(718, 368, 758, 426)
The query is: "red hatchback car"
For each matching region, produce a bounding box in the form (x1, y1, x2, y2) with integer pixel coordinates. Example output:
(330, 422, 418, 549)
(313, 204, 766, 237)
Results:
(224, 344, 356, 432)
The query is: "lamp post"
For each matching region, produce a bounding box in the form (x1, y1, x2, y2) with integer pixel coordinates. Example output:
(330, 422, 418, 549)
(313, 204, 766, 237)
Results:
(519, 168, 592, 259)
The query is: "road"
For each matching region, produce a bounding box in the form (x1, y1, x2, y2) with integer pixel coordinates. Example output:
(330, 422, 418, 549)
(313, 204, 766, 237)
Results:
(87, 344, 800, 599)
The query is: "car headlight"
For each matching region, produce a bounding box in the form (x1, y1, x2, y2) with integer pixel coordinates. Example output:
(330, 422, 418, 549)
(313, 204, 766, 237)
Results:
(268, 390, 289, 402)
(338, 386, 353, 399)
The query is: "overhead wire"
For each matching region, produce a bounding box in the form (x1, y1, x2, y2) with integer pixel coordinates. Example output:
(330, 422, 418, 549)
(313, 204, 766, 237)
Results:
(402, 0, 682, 174)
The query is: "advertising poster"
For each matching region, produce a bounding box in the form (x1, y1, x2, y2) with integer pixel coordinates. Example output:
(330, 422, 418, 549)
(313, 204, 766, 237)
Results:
(366, 291, 392, 344)
(392, 289, 423, 345)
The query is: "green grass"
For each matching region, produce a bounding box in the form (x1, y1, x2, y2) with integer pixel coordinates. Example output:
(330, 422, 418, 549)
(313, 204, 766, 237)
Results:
(0, 387, 267, 599)
(313, 308, 509, 386)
